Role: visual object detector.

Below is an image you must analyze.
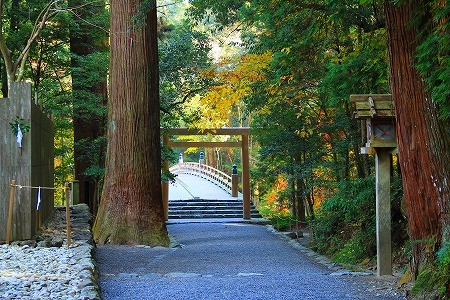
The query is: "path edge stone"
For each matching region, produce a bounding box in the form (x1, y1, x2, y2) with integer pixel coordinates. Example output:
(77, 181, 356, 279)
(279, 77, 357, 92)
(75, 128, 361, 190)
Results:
(266, 225, 352, 273)
(44, 204, 101, 299)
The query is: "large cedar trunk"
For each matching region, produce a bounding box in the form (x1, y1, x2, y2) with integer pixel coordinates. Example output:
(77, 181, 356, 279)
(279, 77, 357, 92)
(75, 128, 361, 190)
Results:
(384, 0, 450, 276)
(69, 0, 108, 214)
(93, 0, 169, 246)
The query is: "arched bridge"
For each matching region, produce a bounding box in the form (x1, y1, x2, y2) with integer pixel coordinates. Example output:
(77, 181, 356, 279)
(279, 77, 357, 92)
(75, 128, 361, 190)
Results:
(170, 162, 239, 198)
(167, 162, 260, 220)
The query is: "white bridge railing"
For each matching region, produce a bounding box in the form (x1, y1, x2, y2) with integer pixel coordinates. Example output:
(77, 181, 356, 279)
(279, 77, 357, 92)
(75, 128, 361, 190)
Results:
(170, 162, 237, 196)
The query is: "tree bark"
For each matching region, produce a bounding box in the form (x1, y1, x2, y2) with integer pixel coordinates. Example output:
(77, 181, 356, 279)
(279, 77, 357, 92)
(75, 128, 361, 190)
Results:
(384, 0, 450, 276)
(93, 0, 169, 246)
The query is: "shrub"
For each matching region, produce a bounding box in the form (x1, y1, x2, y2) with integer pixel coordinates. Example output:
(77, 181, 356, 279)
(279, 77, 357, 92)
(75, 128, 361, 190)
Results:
(310, 177, 376, 263)
(412, 242, 450, 299)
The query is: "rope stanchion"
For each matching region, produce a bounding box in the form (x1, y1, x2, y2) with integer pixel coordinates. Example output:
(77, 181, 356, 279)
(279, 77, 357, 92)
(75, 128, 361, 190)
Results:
(6, 180, 16, 244)
(65, 183, 72, 247)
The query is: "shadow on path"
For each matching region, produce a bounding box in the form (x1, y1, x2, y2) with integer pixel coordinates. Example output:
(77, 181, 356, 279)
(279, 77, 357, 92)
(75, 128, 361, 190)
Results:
(96, 223, 405, 300)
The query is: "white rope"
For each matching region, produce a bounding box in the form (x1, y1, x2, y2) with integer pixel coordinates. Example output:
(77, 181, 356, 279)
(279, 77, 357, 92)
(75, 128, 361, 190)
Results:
(11, 184, 66, 191)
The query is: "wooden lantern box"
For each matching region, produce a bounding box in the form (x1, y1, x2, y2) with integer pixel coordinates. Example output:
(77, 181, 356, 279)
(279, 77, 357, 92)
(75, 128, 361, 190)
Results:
(350, 94, 396, 153)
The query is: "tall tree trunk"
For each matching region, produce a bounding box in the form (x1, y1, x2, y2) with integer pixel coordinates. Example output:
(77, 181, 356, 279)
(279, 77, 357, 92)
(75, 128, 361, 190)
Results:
(384, 0, 450, 276)
(93, 0, 169, 246)
(69, 0, 108, 214)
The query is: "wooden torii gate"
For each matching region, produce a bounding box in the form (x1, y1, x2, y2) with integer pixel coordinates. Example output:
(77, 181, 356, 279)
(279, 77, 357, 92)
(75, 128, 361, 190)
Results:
(161, 127, 251, 220)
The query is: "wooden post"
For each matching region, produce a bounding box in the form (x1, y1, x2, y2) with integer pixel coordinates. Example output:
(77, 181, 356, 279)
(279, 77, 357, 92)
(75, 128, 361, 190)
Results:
(375, 149, 392, 276)
(351, 94, 396, 277)
(162, 135, 169, 221)
(6, 180, 16, 244)
(70, 180, 80, 205)
(65, 183, 72, 247)
(242, 134, 251, 219)
(231, 164, 239, 197)
(37, 210, 42, 232)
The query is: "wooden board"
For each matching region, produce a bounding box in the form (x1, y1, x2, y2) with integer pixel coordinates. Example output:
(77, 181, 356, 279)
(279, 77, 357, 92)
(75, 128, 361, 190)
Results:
(350, 94, 394, 119)
(350, 94, 392, 102)
(167, 141, 242, 148)
(162, 127, 251, 136)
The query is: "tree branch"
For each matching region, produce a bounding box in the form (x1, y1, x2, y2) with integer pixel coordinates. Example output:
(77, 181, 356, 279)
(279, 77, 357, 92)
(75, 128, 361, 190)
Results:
(161, 87, 206, 114)
(0, 0, 13, 81)
(13, 1, 56, 81)
(66, 1, 110, 35)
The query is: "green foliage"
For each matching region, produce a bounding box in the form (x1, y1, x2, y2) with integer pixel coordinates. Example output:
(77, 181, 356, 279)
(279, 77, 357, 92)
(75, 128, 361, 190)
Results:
(9, 116, 30, 135)
(159, 21, 212, 126)
(415, 2, 450, 120)
(332, 231, 373, 265)
(412, 242, 450, 299)
(311, 177, 376, 263)
(132, 0, 157, 27)
(53, 117, 74, 205)
(187, 4, 406, 268)
(158, 2, 213, 127)
(68, 0, 109, 194)
(188, 0, 242, 27)
(270, 216, 297, 231)
(161, 143, 177, 183)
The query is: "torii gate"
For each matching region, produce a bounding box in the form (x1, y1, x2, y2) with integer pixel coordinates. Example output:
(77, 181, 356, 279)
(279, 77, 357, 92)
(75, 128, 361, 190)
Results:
(161, 127, 251, 220)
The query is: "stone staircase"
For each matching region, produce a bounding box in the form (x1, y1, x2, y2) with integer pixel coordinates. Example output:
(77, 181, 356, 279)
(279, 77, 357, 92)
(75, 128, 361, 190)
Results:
(168, 198, 262, 219)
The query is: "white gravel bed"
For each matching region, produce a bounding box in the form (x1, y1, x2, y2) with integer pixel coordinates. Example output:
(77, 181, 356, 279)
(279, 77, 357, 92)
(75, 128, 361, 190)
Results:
(0, 243, 98, 300)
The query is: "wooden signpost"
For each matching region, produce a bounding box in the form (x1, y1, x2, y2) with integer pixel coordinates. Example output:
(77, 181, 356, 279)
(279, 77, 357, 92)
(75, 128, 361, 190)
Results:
(351, 94, 396, 276)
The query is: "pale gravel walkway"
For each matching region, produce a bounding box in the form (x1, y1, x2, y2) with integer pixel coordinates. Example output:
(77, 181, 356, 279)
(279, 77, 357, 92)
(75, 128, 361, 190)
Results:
(97, 222, 405, 300)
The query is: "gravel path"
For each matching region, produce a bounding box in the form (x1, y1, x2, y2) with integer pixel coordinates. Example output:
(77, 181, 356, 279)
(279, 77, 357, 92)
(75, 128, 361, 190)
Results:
(97, 222, 405, 300)
(0, 205, 99, 300)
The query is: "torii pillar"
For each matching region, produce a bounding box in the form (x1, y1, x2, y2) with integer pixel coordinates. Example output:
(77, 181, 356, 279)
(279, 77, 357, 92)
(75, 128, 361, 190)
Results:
(241, 133, 251, 219)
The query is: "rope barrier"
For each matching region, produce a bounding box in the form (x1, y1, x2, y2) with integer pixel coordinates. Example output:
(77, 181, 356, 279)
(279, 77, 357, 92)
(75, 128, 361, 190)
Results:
(11, 184, 64, 191)
(6, 179, 72, 247)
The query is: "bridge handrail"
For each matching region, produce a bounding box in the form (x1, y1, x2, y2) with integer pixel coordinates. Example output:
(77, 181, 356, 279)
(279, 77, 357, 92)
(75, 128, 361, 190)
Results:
(170, 162, 235, 195)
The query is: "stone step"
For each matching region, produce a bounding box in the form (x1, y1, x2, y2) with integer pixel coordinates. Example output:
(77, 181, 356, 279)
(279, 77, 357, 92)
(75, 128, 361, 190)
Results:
(169, 199, 242, 203)
(169, 201, 243, 207)
(169, 205, 247, 210)
(168, 214, 243, 219)
(168, 208, 261, 213)
(168, 212, 262, 219)
(168, 198, 262, 219)
(168, 209, 262, 219)
(169, 208, 242, 215)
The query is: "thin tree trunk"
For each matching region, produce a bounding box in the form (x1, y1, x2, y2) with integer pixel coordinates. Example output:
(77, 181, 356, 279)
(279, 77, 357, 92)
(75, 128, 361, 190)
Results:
(93, 0, 169, 246)
(207, 148, 216, 168)
(296, 178, 306, 224)
(291, 176, 296, 218)
(295, 152, 306, 223)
